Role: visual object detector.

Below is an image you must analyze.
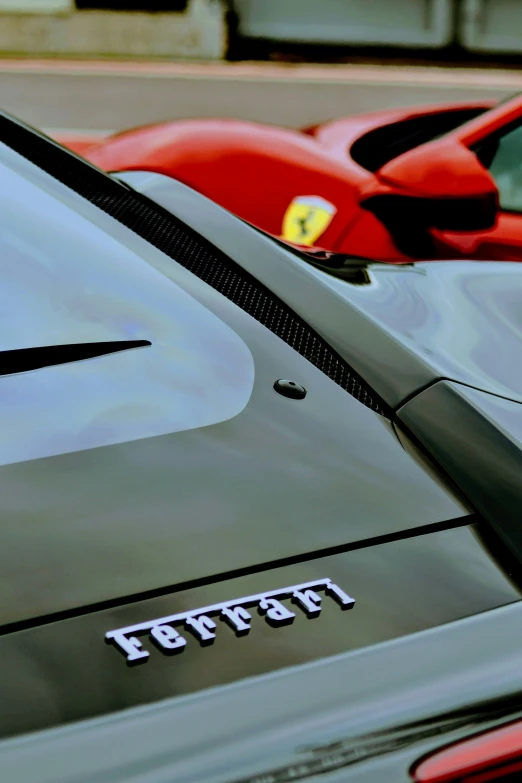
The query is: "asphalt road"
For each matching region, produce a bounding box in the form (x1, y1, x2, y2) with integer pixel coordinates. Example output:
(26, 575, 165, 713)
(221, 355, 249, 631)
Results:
(1, 60, 521, 133)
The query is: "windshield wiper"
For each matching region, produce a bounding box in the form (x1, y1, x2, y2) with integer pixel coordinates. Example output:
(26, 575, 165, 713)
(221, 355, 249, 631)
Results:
(0, 340, 151, 376)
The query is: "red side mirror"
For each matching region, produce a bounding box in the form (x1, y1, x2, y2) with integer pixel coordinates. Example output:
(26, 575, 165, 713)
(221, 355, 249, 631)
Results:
(357, 138, 499, 258)
(377, 137, 498, 201)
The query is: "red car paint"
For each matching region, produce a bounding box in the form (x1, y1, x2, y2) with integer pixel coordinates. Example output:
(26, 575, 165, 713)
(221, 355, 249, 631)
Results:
(55, 96, 522, 263)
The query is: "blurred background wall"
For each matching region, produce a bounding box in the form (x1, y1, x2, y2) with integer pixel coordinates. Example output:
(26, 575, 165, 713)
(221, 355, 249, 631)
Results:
(0, 1, 521, 61)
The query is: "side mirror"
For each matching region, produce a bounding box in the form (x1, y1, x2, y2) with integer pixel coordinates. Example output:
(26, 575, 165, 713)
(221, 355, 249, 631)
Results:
(358, 138, 499, 258)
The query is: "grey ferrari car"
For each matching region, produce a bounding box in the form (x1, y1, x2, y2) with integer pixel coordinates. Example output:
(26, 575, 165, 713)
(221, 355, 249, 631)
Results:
(0, 108, 522, 783)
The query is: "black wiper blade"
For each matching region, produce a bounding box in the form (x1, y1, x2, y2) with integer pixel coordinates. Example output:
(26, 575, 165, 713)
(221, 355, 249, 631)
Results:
(0, 340, 151, 376)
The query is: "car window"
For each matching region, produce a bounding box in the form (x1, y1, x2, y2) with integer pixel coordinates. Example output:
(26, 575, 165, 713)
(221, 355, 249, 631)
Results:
(479, 123, 522, 214)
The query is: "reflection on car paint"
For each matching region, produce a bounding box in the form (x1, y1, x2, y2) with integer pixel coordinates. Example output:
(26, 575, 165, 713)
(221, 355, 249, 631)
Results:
(0, 160, 254, 466)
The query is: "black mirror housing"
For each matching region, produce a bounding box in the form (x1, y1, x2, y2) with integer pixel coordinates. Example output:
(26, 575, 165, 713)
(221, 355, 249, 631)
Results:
(360, 193, 498, 259)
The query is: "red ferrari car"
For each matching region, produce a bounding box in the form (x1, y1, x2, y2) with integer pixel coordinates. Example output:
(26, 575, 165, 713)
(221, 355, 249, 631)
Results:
(56, 93, 522, 263)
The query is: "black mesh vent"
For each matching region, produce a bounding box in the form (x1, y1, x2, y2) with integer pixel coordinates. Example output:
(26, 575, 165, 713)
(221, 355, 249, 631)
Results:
(0, 112, 389, 417)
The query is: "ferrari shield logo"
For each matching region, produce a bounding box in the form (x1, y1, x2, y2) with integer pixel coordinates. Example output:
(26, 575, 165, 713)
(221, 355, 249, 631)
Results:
(282, 195, 337, 246)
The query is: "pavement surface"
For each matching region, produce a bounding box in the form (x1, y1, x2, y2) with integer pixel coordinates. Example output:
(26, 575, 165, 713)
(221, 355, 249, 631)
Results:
(1, 59, 522, 134)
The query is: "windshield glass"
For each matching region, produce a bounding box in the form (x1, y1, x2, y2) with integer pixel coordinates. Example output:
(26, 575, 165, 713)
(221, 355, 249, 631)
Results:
(474, 121, 522, 213)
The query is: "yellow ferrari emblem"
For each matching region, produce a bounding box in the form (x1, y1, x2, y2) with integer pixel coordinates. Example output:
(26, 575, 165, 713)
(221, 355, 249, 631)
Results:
(282, 195, 337, 246)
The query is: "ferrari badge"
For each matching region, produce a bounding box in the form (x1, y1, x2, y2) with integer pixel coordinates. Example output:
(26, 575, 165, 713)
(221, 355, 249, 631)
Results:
(282, 195, 337, 246)
(106, 578, 355, 664)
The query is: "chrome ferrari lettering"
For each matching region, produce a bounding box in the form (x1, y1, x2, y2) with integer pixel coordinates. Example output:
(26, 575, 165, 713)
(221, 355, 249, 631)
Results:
(292, 588, 322, 617)
(221, 605, 251, 636)
(150, 624, 186, 653)
(258, 597, 296, 626)
(185, 615, 217, 644)
(105, 578, 355, 664)
(108, 631, 150, 663)
(326, 581, 356, 608)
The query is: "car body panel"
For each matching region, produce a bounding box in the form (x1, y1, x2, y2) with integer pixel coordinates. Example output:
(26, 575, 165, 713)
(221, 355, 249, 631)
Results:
(0, 522, 518, 739)
(2, 599, 522, 782)
(317, 259, 522, 404)
(399, 381, 522, 563)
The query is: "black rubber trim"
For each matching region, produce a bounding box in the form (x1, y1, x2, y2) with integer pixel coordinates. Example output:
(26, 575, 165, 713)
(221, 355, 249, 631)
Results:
(0, 341, 150, 376)
(0, 111, 390, 417)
